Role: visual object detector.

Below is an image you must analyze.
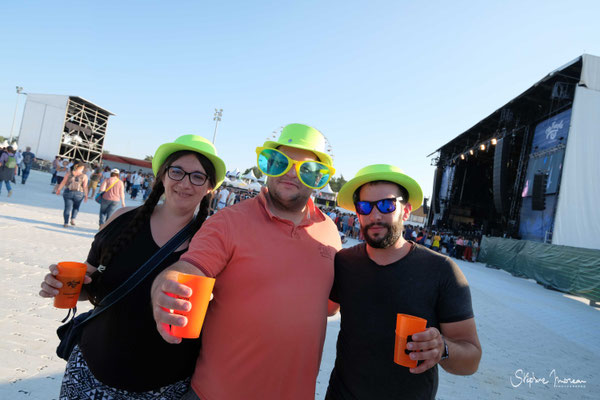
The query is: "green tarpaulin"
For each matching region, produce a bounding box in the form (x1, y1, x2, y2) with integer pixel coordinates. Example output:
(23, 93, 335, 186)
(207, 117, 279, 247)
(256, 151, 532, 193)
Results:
(478, 236, 600, 302)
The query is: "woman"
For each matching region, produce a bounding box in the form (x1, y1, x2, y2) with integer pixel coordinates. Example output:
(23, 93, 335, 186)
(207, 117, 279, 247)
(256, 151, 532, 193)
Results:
(39, 135, 225, 399)
(0, 146, 17, 197)
(101, 166, 111, 182)
(55, 163, 89, 227)
(88, 166, 103, 198)
(98, 168, 126, 227)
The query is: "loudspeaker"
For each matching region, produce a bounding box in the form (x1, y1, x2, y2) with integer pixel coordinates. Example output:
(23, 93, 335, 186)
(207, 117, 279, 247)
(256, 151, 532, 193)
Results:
(493, 138, 511, 214)
(432, 167, 443, 214)
(532, 173, 548, 210)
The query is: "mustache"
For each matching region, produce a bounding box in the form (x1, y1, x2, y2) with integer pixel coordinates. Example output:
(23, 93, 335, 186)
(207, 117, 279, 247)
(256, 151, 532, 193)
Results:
(364, 222, 391, 230)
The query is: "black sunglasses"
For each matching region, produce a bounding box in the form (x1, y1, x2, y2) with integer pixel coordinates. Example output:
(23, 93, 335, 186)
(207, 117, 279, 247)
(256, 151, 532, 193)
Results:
(355, 196, 404, 215)
(167, 166, 209, 186)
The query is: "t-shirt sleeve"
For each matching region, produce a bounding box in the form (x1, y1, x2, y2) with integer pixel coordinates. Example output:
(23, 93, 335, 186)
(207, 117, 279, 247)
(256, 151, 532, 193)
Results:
(86, 231, 105, 267)
(436, 258, 474, 323)
(180, 212, 233, 278)
(329, 254, 341, 303)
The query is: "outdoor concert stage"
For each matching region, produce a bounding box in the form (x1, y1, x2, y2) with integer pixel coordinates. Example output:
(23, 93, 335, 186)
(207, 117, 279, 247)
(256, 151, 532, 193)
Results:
(428, 54, 600, 251)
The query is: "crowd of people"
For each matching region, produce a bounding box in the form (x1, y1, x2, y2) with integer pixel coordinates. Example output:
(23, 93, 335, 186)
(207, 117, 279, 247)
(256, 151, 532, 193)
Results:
(50, 160, 158, 228)
(402, 225, 482, 262)
(0, 144, 36, 196)
(30, 123, 481, 400)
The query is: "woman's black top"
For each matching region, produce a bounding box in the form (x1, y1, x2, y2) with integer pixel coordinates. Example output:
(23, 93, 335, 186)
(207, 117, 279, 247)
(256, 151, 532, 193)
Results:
(79, 209, 201, 392)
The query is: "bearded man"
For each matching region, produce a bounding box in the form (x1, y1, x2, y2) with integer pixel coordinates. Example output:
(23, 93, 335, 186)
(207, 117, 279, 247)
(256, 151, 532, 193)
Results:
(326, 164, 482, 400)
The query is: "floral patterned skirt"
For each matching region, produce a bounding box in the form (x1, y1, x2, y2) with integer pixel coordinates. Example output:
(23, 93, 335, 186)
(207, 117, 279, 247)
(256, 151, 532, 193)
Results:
(60, 345, 190, 400)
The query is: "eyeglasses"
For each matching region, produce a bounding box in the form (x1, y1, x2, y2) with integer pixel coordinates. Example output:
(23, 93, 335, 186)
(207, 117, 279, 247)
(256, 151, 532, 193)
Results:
(355, 197, 404, 215)
(167, 166, 209, 186)
(255, 147, 335, 189)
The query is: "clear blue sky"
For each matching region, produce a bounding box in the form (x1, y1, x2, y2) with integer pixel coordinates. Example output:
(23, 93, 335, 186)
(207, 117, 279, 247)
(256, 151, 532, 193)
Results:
(2, 0, 599, 199)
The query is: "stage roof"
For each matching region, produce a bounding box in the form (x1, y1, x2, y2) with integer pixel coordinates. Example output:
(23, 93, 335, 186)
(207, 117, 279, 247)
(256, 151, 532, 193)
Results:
(430, 54, 593, 160)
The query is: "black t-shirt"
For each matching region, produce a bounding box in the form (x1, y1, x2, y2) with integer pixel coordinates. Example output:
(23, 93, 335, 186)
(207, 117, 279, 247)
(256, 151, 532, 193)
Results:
(328, 242, 474, 400)
(79, 209, 201, 392)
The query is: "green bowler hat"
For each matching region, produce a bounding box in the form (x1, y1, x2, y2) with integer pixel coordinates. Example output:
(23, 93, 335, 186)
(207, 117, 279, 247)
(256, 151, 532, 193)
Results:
(153, 135, 226, 189)
(262, 123, 333, 166)
(337, 164, 423, 212)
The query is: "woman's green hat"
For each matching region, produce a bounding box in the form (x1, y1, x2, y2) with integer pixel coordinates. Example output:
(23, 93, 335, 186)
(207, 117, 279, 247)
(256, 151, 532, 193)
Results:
(153, 135, 226, 189)
(262, 123, 333, 166)
(337, 164, 423, 211)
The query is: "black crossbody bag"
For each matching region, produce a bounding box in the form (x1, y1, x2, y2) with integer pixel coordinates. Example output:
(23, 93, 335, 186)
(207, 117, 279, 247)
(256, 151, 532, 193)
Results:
(56, 220, 195, 361)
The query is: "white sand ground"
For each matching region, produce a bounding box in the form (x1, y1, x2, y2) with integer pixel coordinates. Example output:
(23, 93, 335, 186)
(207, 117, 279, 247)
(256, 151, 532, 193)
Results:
(1, 170, 599, 399)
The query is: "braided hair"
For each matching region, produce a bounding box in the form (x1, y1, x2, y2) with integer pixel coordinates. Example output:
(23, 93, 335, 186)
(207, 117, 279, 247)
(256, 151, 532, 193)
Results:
(89, 150, 216, 306)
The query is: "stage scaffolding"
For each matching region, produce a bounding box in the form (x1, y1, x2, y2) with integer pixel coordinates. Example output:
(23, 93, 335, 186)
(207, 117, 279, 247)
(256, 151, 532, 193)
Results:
(60, 97, 111, 164)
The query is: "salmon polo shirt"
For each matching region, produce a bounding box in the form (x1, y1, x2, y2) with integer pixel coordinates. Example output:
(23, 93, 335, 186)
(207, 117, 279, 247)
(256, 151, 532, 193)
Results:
(180, 188, 342, 400)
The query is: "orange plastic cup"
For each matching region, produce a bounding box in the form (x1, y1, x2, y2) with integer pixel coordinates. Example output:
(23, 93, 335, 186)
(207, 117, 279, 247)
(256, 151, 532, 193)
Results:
(393, 313, 427, 368)
(170, 273, 215, 339)
(54, 262, 87, 309)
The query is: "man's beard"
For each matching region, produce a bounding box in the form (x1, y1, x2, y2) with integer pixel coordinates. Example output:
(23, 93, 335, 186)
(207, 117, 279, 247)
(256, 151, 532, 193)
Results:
(361, 219, 403, 249)
(266, 178, 312, 213)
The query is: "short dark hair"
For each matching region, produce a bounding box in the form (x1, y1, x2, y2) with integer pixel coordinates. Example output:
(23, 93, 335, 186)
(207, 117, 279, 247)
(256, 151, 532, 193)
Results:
(352, 180, 409, 204)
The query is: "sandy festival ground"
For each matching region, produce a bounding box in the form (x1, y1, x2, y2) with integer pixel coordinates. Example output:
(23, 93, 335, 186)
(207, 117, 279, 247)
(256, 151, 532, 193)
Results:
(1, 170, 599, 400)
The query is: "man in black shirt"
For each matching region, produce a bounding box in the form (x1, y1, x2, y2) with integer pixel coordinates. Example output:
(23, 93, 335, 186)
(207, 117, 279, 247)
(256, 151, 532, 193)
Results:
(327, 164, 482, 399)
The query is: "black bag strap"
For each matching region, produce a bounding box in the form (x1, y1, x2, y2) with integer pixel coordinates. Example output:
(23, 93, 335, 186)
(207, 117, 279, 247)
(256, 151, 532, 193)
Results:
(77, 219, 196, 325)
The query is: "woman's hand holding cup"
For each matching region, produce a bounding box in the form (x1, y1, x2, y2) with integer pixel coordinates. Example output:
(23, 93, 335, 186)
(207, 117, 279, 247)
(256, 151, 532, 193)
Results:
(39, 263, 93, 299)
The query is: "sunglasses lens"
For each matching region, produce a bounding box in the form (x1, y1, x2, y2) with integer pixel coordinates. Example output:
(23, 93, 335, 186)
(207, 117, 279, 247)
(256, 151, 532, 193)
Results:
(355, 201, 373, 215)
(377, 199, 397, 214)
(258, 149, 289, 176)
(298, 162, 331, 189)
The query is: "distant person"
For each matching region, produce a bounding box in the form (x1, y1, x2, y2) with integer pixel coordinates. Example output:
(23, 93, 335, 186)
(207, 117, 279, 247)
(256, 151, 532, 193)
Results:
(51, 156, 61, 184)
(88, 166, 103, 198)
(463, 238, 473, 261)
(21, 146, 36, 184)
(216, 185, 230, 210)
(0, 146, 17, 197)
(327, 164, 481, 399)
(55, 159, 69, 187)
(40, 135, 225, 399)
(432, 232, 441, 252)
(98, 169, 126, 227)
(143, 174, 154, 201)
(55, 163, 88, 227)
(226, 188, 237, 206)
(131, 170, 144, 200)
(101, 166, 111, 182)
(472, 238, 479, 261)
(15, 149, 23, 178)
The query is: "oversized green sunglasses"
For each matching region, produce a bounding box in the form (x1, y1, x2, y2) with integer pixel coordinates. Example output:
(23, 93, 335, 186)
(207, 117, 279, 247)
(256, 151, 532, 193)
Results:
(255, 147, 335, 189)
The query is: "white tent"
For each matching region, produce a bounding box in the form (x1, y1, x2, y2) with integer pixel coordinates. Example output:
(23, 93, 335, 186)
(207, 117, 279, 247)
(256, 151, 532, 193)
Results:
(248, 182, 262, 192)
(231, 180, 248, 189)
(241, 170, 257, 181)
(318, 184, 335, 194)
(227, 168, 241, 178)
(258, 175, 267, 183)
(316, 184, 337, 201)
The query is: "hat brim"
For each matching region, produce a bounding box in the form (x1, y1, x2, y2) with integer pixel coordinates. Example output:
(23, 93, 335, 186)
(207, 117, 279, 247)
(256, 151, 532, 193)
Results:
(153, 143, 226, 189)
(263, 140, 333, 166)
(337, 171, 423, 212)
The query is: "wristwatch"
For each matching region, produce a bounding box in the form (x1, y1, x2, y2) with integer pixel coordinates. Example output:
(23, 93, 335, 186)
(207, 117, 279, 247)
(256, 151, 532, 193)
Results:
(440, 336, 449, 360)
